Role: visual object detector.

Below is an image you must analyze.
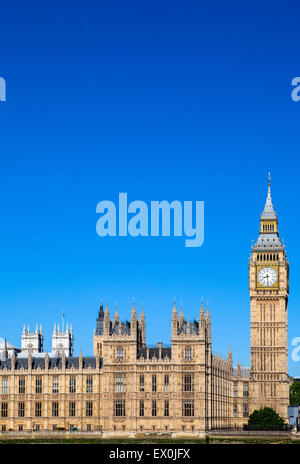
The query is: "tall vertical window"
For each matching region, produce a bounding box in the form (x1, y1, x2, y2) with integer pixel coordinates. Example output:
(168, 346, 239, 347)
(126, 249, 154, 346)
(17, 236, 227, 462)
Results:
(243, 404, 249, 418)
(164, 375, 169, 392)
(35, 377, 42, 394)
(18, 402, 25, 417)
(1, 402, 8, 418)
(69, 376, 76, 394)
(1, 377, 8, 394)
(233, 382, 238, 397)
(52, 377, 59, 394)
(52, 402, 59, 417)
(115, 374, 126, 392)
(86, 401, 93, 417)
(86, 376, 93, 393)
(233, 404, 238, 417)
(116, 347, 124, 361)
(139, 374, 144, 392)
(183, 400, 194, 417)
(18, 377, 25, 394)
(185, 347, 192, 360)
(152, 375, 157, 392)
(164, 400, 169, 417)
(152, 400, 157, 416)
(243, 383, 249, 398)
(35, 402, 42, 417)
(139, 400, 144, 417)
(183, 374, 194, 392)
(98, 343, 103, 356)
(114, 400, 125, 416)
(69, 402, 76, 417)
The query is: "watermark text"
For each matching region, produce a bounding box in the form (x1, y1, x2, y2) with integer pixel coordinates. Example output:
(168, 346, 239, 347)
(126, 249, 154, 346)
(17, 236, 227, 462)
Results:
(291, 77, 300, 102)
(96, 193, 204, 248)
(0, 77, 6, 101)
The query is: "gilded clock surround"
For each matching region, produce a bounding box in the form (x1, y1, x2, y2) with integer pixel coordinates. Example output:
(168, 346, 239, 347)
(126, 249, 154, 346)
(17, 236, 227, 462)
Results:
(256, 264, 279, 289)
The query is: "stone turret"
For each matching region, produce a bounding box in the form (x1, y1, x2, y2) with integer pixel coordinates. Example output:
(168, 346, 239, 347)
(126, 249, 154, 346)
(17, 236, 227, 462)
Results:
(131, 300, 137, 333)
(96, 304, 104, 336)
(104, 303, 110, 335)
(178, 306, 184, 329)
(205, 305, 211, 343)
(114, 305, 119, 324)
(171, 300, 178, 338)
(140, 305, 146, 346)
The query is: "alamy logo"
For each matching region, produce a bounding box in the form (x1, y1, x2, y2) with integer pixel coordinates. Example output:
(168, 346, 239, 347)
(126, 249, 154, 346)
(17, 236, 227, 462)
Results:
(291, 337, 300, 361)
(0, 77, 6, 101)
(291, 77, 300, 102)
(96, 193, 204, 247)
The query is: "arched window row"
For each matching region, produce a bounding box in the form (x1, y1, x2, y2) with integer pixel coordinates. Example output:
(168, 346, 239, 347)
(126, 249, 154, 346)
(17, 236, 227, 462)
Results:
(256, 253, 279, 262)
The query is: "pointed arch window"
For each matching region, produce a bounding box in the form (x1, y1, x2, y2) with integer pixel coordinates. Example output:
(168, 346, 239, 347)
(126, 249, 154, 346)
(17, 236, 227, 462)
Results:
(116, 347, 124, 361)
(184, 346, 192, 361)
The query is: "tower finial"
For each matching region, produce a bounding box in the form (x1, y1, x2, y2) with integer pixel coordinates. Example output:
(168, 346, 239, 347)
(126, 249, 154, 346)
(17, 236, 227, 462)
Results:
(172, 298, 177, 317)
(260, 173, 276, 219)
(131, 297, 137, 317)
(114, 303, 119, 322)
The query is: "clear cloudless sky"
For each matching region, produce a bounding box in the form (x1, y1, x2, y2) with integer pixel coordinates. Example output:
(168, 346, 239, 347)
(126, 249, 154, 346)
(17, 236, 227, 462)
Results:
(0, 0, 300, 375)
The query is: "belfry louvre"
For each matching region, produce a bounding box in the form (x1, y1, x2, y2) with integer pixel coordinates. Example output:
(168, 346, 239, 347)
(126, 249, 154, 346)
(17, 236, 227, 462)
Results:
(0, 180, 290, 435)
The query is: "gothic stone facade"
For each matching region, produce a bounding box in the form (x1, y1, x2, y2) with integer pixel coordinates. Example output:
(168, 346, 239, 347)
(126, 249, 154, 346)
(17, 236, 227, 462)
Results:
(0, 181, 289, 435)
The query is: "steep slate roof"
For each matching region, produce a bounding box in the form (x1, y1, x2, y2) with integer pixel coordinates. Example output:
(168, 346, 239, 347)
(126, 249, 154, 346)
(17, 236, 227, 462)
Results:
(261, 184, 277, 219)
(253, 182, 283, 251)
(110, 320, 131, 335)
(138, 346, 171, 360)
(0, 337, 19, 350)
(254, 233, 282, 249)
(232, 367, 250, 378)
(178, 320, 199, 335)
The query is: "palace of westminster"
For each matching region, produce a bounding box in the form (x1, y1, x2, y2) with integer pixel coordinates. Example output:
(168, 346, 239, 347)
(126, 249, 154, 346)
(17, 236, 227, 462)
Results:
(0, 179, 291, 435)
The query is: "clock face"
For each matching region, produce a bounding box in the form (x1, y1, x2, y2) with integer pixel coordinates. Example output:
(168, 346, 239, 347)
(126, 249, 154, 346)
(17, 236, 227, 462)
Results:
(257, 267, 278, 287)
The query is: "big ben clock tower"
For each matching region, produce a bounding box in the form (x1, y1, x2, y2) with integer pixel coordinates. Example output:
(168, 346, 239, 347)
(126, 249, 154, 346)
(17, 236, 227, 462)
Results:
(249, 174, 289, 420)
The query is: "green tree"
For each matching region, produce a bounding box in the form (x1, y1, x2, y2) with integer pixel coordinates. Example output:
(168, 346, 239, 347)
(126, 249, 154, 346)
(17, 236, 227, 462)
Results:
(247, 407, 284, 431)
(290, 382, 300, 406)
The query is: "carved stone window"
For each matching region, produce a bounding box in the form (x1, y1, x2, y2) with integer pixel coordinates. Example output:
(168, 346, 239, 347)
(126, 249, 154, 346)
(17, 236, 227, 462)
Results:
(116, 347, 124, 361)
(185, 346, 192, 361)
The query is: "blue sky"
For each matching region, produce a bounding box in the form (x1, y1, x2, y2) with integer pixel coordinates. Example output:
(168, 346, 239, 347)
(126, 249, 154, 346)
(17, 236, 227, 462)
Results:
(0, 1, 300, 374)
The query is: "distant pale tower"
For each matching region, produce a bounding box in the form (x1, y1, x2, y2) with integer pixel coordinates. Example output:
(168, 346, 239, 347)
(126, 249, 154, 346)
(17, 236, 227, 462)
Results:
(21, 324, 43, 353)
(249, 175, 289, 420)
(52, 323, 74, 357)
